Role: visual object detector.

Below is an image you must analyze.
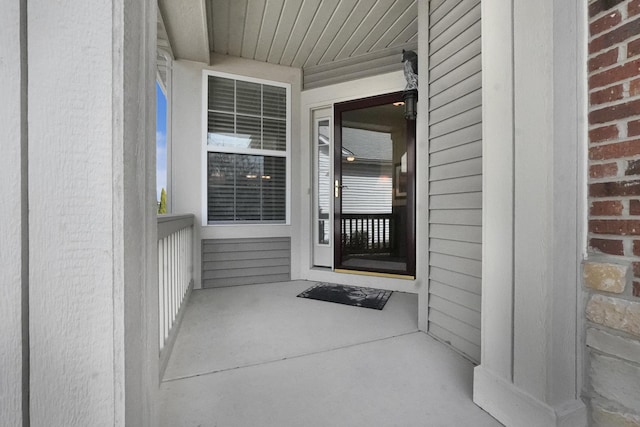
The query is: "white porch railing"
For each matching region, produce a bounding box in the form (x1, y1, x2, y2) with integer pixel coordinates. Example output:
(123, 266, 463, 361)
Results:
(157, 214, 194, 376)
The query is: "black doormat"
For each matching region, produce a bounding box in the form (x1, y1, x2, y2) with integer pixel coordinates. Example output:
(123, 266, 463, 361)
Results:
(297, 283, 392, 310)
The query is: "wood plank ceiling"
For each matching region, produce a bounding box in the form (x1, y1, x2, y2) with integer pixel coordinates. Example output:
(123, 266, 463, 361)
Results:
(205, 0, 418, 88)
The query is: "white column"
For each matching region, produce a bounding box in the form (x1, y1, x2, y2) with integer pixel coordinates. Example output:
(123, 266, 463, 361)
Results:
(0, 1, 26, 425)
(114, 0, 159, 424)
(27, 0, 157, 425)
(416, 0, 430, 331)
(474, 0, 587, 425)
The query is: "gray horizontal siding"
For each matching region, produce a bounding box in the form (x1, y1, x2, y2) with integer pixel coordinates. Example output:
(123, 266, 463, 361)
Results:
(429, 209, 481, 226)
(428, 0, 482, 364)
(202, 237, 290, 288)
(430, 267, 482, 296)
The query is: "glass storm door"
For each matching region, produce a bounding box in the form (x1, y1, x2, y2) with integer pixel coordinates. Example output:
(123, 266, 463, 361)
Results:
(334, 93, 416, 276)
(313, 108, 333, 267)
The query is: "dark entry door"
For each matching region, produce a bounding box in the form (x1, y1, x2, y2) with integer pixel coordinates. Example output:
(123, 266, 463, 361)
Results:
(334, 92, 416, 277)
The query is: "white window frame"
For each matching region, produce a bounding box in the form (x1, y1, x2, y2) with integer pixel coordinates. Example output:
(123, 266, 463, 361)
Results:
(201, 70, 291, 226)
(157, 50, 172, 213)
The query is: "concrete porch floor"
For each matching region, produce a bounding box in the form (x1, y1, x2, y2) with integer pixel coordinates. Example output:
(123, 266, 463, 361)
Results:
(159, 280, 501, 426)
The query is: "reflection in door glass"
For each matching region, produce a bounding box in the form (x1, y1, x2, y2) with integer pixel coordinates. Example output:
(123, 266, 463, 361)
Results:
(317, 120, 331, 245)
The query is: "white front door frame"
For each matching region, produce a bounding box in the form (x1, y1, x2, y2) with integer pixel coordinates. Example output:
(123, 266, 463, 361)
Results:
(296, 71, 424, 297)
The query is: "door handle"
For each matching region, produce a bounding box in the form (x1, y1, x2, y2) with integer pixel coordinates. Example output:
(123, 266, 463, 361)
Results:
(335, 180, 348, 197)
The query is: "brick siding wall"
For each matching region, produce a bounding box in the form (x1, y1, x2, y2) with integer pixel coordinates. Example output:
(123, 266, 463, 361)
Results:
(585, 1, 640, 424)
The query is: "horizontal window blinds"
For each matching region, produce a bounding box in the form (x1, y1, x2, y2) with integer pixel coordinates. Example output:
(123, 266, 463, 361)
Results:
(207, 76, 287, 151)
(206, 74, 289, 224)
(208, 153, 286, 223)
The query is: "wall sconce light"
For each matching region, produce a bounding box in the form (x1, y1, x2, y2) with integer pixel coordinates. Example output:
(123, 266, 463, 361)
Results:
(342, 147, 356, 162)
(403, 89, 417, 121)
(402, 49, 418, 121)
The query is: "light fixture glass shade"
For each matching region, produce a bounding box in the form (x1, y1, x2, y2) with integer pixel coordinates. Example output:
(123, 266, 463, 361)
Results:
(403, 89, 418, 121)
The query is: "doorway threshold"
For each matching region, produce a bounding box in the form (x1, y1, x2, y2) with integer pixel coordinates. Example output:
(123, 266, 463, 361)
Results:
(335, 268, 415, 280)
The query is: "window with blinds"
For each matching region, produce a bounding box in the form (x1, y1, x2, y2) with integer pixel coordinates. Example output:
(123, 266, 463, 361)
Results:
(205, 74, 288, 224)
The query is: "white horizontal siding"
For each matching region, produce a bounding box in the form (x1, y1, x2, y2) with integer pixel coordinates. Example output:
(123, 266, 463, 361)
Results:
(430, 238, 481, 260)
(430, 281, 481, 311)
(430, 267, 482, 295)
(428, 0, 482, 364)
(429, 209, 481, 226)
(430, 140, 482, 166)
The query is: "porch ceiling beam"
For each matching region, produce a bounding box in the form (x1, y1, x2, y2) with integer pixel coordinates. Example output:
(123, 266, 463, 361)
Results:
(158, 0, 209, 63)
(303, 42, 417, 90)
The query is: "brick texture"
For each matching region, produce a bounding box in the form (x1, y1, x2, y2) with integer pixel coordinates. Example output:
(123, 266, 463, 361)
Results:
(584, 9, 640, 422)
(589, 18, 640, 54)
(627, 160, 640, 176)
(590, 220, 640, 235)
(590, 85, 624, 105)
(631, 78, 640, 96)
(589, 124, 619, 142)
(590, 0, 626, 18)
(589, 140, 640, 160)
(590, 180, 640, 197)
(589, 99, 640, 124)
(589, 48, 619, 72)
(629, 38, 640, 57)
(590, 163, 619, 178)
(590, 238, 625, 255)
(589, 59, 640, 90)
(590, 11, 622, 36)
(588, 1, 640, 300)
(590, 200, 624, 215)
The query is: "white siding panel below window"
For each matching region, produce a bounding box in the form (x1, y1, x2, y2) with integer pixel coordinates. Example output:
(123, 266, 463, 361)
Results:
(202, 237, 290, 288)
(428, 0, 482, 364)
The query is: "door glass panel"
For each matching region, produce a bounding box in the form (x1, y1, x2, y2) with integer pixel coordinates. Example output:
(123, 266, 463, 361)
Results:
(338, 101, 409, 274)
(317, 119, 331, 245)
